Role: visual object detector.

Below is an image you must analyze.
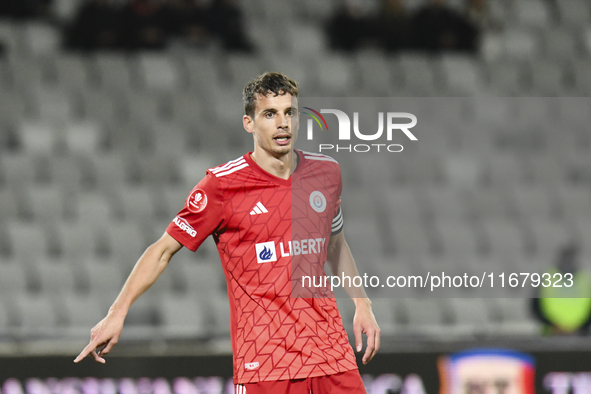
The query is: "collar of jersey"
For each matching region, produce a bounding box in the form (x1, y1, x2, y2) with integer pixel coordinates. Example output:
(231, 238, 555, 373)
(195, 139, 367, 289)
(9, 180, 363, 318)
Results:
(243, 150, 305, 186)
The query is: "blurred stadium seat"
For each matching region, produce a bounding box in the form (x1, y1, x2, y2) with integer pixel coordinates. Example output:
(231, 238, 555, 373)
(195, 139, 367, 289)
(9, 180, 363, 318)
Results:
(556, 0, 591, 26)
(0, 260, 28, 298)
(22, 22, 61, 57)
(158, 293, 209, 339)
(5, 220, 49, 262)
(12, 294, 61, 337)
(94, 54, 135, 92)
(354, 51, 396, 96)
(370, 299, 398, 336)
(0, 299, 10, 336)
(448, 298, 492, 336)
(25, 184, 68, 222)
(0, 187, 20, 221)
(83, 258, 126, 297)
(572, 59, 591, 95)
(315, 54, 356, 96)
(52, 53, 91, 90)
(208, 295, 232, 337)
(543, 28, 577, 60)
(63, 121, 102, 154)
(528, 60, 565, 96)
(513, 0, 551, 28)
(63, 293, 108, 338)
(36, 259, 79, 298)
(137, 54, 180, 92)
(397, 54, 438, 95)
(503, 28, 540, 59)
(493, 298, 539, 335)
(439, 55, 483, 95)
(402, 298, 449, 337)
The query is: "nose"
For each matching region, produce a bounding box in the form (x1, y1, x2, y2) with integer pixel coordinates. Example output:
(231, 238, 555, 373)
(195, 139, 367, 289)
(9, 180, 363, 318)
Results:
(277, 113, 289, 128)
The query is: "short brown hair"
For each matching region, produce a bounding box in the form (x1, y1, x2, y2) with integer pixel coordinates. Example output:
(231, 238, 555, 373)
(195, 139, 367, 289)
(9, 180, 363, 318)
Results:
(243, 72, 299, 118)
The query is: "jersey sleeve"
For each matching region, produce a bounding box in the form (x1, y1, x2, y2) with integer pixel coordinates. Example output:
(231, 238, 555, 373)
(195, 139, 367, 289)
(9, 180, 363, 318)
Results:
(331, 164, 344, 236)
(166, 172, 224, 252)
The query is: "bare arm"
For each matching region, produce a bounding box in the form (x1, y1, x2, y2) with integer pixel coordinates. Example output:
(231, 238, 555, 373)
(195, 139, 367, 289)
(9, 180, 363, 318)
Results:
(326, 231, 380, 365)
(74, 232, 183, 363)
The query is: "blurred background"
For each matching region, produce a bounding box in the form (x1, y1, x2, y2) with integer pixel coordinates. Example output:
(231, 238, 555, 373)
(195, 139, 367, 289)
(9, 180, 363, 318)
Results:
(0, 0, 591, 392)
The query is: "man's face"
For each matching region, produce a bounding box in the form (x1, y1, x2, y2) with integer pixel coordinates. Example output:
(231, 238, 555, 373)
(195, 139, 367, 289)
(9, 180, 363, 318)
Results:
(243, 92, 299, 158)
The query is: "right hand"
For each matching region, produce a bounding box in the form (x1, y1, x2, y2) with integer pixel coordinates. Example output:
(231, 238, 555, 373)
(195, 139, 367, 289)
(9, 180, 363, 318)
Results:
(74, 312, 125, 364)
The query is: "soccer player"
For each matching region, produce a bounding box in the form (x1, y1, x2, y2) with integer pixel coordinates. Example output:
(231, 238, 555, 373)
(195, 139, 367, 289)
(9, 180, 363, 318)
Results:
(75, 72, 380, 394)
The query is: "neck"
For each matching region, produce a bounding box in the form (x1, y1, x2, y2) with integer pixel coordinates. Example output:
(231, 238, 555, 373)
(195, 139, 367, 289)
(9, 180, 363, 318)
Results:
(250, 150, 298, 180)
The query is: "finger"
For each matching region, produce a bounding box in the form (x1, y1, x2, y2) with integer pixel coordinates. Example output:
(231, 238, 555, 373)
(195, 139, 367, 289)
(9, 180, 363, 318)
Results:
(98, 338, 118, 357)
(90, 350, 106, 364)
(374, 327, 381, 355)
(74, 341, 99, 363)
(353, 324, 362, 352)
(362, 328, 376, 364)
(367, 328, 381, 363)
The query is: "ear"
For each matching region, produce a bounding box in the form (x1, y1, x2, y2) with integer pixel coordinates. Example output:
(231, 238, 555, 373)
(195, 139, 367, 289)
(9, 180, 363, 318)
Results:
(243, 114, 254, 134)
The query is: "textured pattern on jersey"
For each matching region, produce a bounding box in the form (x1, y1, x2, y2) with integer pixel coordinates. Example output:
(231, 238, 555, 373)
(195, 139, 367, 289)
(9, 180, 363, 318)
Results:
(167, 151, 357, 384)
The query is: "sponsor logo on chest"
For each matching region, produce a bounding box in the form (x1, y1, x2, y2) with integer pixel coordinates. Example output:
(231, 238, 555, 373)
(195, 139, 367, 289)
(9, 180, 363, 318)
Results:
(254, 238, 326, 263)
(255, 241, 277, 264)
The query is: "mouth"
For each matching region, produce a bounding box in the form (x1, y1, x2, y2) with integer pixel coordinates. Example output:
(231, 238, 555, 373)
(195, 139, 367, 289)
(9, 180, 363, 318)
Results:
(273, 134, 291, 145)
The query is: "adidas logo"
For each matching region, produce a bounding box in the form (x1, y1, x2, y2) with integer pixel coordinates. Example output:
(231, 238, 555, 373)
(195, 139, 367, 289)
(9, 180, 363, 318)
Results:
(250, 202, 268, 215)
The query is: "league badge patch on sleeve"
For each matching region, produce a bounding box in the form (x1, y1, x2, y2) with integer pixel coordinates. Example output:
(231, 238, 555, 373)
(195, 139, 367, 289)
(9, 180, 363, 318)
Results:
(309, 191, 327, 213)
(186, 188, 208, 213)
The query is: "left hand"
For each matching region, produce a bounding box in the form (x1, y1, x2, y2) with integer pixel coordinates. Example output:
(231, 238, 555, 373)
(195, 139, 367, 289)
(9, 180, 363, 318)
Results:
(353, 300, 380, 364)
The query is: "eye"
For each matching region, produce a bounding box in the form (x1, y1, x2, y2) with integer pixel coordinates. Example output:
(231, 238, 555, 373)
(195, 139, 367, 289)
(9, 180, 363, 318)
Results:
(265, 112, 275, 118)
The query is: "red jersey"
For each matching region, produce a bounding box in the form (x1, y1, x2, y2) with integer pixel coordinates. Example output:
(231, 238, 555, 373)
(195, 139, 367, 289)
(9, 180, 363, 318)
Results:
(166, 150, 357, 383)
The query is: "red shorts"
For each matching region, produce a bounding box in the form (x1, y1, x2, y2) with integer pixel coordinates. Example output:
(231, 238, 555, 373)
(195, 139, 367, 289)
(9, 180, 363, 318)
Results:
(235, 370, 366, 394)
